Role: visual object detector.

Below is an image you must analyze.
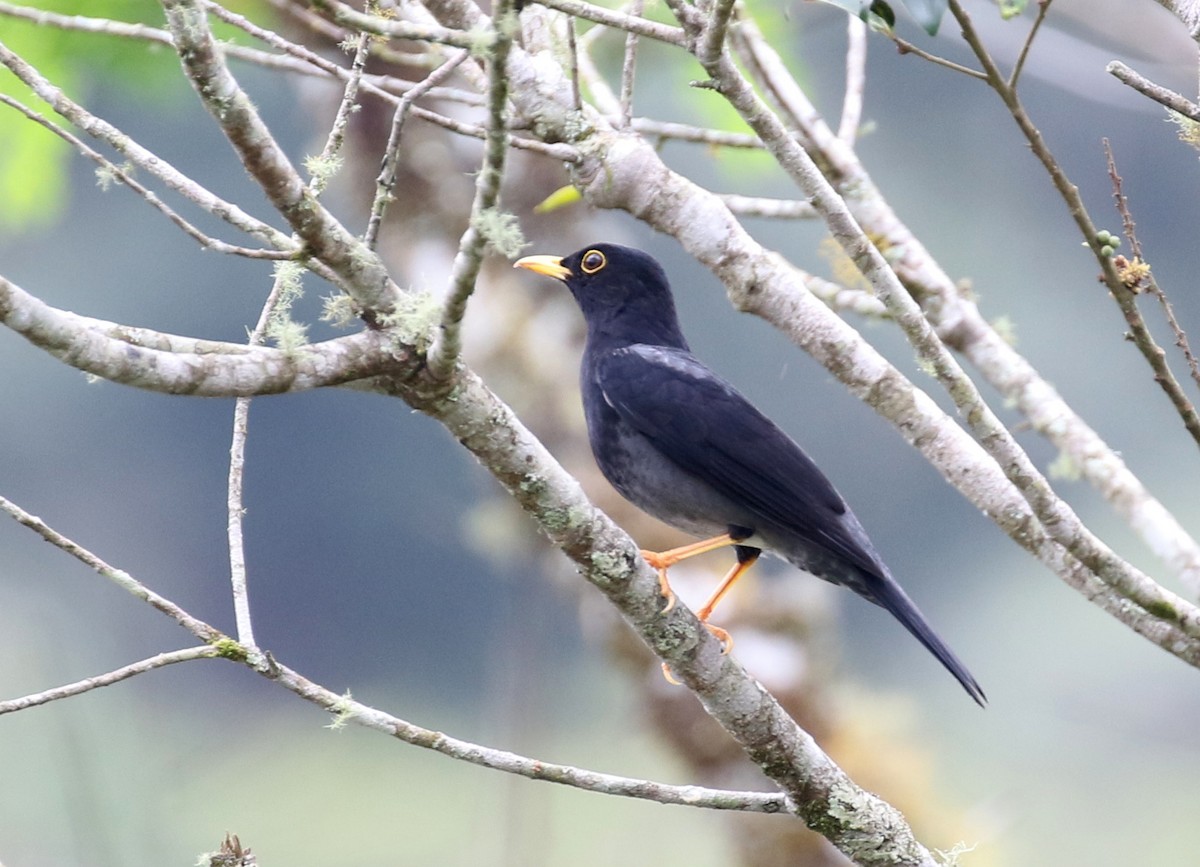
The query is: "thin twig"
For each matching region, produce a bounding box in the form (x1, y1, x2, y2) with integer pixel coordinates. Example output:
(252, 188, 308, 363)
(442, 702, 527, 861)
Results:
(1008, 0, 1052, 90)
(838, 15, 867, 145)
(306, 0, 478, 47)
(0, 495, 223, 641)
(365, 50, 470, 249)
(630, 117, 762, 148)
(1103, 140, 1200, 413)
(617, 0, 644, 127)
(427, 2, 516, 379)
(412, 104, 579, 160)
(227, 29, 378, 648)
(890, 34, 987, 80)
(0, 39, 285, 247)
(718, 193, 815, 219)
(530, 0, 687, 46)
(0, 492, 789, 814)
(1107, 60, 1200, 120)
(161, 0, 401, 314)
(0, 95, 297, 260)
(264, 658, 792, 813)
(0, 647, 220, 714)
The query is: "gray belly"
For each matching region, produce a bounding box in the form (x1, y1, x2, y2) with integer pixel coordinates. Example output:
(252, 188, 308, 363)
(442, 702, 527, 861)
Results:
(591, 413, 756, 539)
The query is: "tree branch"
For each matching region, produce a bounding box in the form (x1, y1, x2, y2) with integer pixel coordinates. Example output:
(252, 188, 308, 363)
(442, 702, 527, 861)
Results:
(161, 0, 402, 314)
(730, 10, 1200, 594)
(0, 647, 221, 714)
(0, 38, 288, 249)
(0, 495, 223, 641)
(499, 3, 1200, 656)
(0, 274, 404, 395)
(0, 494, 787, 814)
(429, 5, 517, 379)
(1107, 60, 1200, 119)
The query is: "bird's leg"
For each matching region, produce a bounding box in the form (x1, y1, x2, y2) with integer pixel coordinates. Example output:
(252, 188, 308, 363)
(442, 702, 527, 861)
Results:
(694, 546, 761, 654)
(641, 533, 742, 613)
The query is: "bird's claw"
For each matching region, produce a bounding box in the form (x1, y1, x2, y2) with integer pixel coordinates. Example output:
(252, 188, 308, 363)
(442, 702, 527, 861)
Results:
(640, 549, 677, 613)
(659, 621, 734, 685)
(704, 622, 733, 654)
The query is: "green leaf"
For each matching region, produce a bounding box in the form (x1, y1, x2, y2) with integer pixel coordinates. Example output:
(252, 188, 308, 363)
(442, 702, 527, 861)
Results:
(998, 0, 1031, 19)
(813, 0, 948, 35)
(0, 116, 68, 231)
(0, 0, 202, 233)
(899, 0, 948, 35)
(533, 185, 583, 214)
(869, 0, 897, 30)
(811, 0, 896, 34)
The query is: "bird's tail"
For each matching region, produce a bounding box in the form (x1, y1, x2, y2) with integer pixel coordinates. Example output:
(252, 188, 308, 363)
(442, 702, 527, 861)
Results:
(869, 574, 987, 707)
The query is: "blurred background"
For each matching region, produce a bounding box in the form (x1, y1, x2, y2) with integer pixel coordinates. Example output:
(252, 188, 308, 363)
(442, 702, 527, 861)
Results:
(1, 0, 1199, 864)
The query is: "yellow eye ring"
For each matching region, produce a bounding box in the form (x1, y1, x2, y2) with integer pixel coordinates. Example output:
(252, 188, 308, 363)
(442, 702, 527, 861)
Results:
(581, 249, 607, 274)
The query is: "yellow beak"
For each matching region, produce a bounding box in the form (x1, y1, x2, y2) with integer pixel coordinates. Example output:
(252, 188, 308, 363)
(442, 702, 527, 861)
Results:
(513, 254, 571, 281)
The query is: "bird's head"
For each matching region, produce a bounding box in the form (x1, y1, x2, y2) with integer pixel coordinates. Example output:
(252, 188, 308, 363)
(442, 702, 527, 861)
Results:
(514, 244, 687, 349)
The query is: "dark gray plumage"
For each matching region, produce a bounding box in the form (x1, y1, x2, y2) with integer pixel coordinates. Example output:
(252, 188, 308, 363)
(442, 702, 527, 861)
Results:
(515, 243, 985, 705)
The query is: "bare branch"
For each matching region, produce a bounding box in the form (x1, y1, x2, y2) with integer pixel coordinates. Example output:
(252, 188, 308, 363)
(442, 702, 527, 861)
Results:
(631, 117, 762, 148)
(0, 274, 404, 395)
(890, 34, 987, 80)
(617, 0, 644, 127)
(717, 193, 816, 219)
(365, 51, 470, 249)
(265, 658, 791, 812)
(0, 95, 297, 260)
(0, 38, 287, 247)
(0, 495, 784, 813)
(696, 0, 736, 67)
(1107, 60, 1200, 120)
(530, 0, 687, 47)
(838, 15, 867, 145)
(429, 3, 518, 379)
(161, 0, 401, 314)
(0, 647, 220, 714)
(0, 495, 223, 642)
(1008, 0, 1052, 90)
(729, 7, 1200, 595)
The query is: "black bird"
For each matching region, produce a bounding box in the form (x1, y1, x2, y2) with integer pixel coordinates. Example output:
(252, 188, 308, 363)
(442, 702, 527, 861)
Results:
(514, 244, 985, 706)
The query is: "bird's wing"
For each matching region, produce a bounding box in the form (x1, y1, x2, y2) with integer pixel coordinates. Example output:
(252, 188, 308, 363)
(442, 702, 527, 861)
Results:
(594, 345, 881, 576)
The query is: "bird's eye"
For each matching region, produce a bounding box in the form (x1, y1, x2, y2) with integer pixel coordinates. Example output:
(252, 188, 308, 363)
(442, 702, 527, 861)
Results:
(581, 250, 607, 274)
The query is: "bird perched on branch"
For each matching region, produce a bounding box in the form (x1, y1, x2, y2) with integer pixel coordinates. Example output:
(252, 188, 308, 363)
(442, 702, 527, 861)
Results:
(515, 243, 985, 706)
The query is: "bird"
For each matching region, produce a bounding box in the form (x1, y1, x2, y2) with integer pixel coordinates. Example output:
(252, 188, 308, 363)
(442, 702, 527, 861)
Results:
(514, 243, 985, 706)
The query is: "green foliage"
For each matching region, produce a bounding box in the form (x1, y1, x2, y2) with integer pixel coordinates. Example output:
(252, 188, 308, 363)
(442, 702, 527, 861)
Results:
(0, 0, 273, 233)
(897, 0, 947, 35)
(811, 0, 950, 35)
(997, 0, 1030, 19)
(0, 116, 68, 231)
